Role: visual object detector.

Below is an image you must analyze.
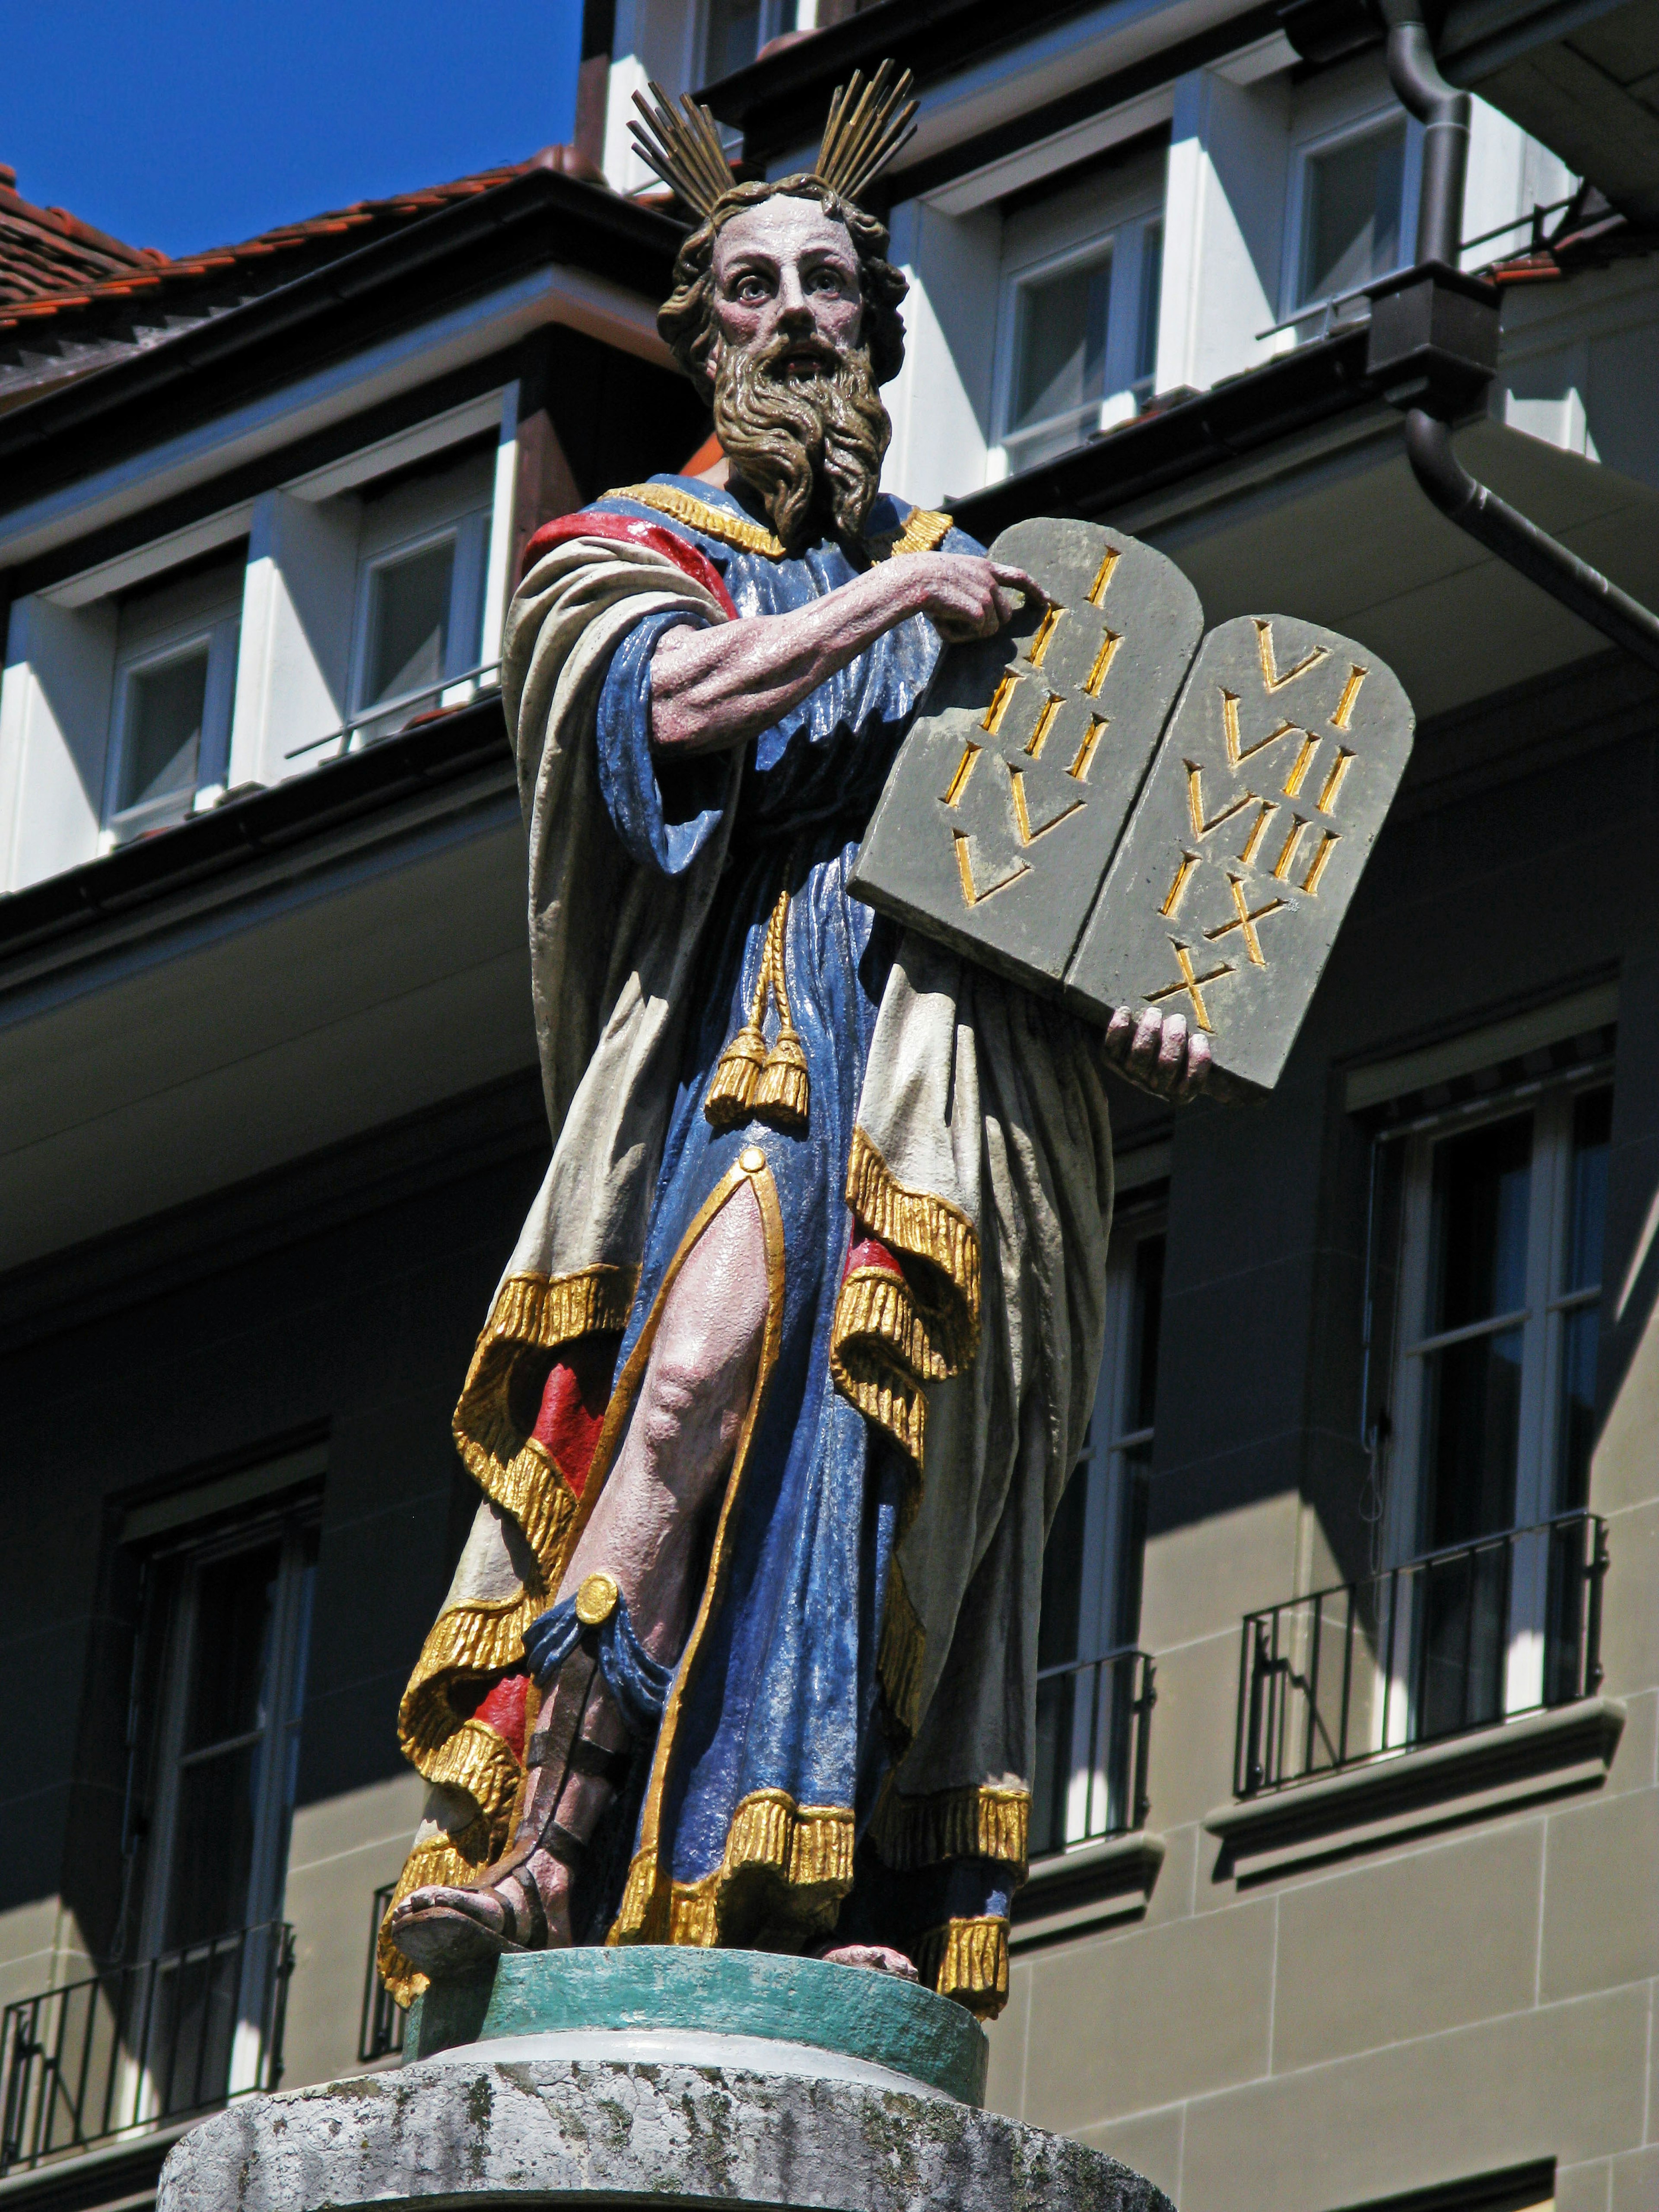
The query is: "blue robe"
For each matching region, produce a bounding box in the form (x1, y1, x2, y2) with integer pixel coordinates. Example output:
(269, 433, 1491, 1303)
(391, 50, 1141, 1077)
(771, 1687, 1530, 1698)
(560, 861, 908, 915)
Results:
(583, 477, 1014, 1955)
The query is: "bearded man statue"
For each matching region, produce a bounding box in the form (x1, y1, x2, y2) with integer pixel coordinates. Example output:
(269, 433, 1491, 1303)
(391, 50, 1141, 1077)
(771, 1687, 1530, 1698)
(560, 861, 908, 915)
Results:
(383, 65, 1206, 2017)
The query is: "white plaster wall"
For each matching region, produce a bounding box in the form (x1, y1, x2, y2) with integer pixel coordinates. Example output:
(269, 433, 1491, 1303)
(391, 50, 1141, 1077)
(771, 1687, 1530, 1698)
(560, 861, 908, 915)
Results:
(229, 491, 359, 790)
(605, 0, 701, 193)
(2, 594, 117, 892)
(883, 197, 1001, 509)
(1157, 64, 1290, 397)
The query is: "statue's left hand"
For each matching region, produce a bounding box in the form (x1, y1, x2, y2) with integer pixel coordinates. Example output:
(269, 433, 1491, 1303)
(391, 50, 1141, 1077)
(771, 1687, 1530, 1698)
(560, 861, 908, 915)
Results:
(1103, 1005, 1212, 1104)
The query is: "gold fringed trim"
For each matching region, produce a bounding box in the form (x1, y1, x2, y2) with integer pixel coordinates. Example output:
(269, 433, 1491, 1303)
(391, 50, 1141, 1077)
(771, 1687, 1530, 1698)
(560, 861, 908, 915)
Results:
(375, 1815, 496, 2010)
(613, 1789, 856, 1949)
(870, 507, 954, 559)
(877, 1560, 927, 1740)
(868, 1783, 1030, 1874)
(421, 1717, 525, 1834)
(451, 1265, 638, 1505)
(915, 1917, 1011, 2020)
(396, 1583, 546, 1776)
(833, 1267, 952, 1383)
(829, 1328, 927, 1468)
(484, 1438, 581, 1584)
(844, 1129, 979, 1368)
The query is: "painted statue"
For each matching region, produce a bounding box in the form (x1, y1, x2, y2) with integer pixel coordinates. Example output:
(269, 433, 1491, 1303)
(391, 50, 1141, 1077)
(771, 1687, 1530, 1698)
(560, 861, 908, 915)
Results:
(382, 62, 1206, 2018)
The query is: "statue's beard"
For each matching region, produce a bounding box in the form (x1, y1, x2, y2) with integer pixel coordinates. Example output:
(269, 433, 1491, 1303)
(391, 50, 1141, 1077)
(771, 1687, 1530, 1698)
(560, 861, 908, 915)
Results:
(712, 334, 891, 550)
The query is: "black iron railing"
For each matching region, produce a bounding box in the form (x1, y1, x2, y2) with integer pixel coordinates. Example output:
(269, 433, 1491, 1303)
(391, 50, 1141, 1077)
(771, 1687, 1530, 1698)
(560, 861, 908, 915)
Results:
(1235, 1510, 1608, 1796)
(1030, 1646, 1156, 1860)
(358, 1885, 404, 2065)
(0, 1921, 293, 2174)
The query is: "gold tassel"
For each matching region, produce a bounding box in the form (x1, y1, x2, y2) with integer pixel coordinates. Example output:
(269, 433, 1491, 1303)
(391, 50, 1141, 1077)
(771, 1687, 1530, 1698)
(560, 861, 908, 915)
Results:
(704, 1021, 769, 1127)
(705, 882, 810, 1135)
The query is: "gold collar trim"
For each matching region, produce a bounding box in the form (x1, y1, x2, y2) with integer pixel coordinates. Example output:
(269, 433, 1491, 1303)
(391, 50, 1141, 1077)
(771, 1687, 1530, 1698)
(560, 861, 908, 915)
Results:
(609, 482, 953, 564)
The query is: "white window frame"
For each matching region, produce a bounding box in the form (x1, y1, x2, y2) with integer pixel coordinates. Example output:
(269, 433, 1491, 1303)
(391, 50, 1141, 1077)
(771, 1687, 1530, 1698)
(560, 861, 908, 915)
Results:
(101, 610, 240, 850)
(990, 208, 1164, 482)
(1281, 102, 1421, 329)
(346, 505, 492, 746)
(128, 1500, 317, 2113)
(1377, 1070, 1609, 1741)
(1035, 1202, 1163, 1855)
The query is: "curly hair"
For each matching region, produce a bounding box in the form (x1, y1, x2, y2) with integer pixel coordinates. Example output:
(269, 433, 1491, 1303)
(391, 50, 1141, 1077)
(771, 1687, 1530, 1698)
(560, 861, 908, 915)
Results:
(657, 176, 909, 396)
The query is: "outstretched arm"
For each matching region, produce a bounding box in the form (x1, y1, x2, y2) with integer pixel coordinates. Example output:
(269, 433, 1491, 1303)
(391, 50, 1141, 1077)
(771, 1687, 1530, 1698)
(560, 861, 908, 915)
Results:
(649, 553, 1039, 755)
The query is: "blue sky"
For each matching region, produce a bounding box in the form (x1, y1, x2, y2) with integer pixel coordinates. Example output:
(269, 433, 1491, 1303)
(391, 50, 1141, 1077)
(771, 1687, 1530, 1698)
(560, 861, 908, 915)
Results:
(0, 1, 583, 257)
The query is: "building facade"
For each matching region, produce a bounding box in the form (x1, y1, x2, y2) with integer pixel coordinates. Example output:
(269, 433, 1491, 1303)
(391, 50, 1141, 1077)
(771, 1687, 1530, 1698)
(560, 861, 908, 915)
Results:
(2, 5, 1657, 2212)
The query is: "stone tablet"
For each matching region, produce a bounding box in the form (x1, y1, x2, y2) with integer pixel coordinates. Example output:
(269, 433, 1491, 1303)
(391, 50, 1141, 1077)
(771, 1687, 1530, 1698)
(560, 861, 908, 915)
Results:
(1064, 613, 1415, 1090)
(849, 519, 1203, 990)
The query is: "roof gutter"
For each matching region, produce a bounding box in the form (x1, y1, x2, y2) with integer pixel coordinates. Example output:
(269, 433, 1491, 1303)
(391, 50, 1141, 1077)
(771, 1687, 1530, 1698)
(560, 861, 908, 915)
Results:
(1369, 0, 1659, 671)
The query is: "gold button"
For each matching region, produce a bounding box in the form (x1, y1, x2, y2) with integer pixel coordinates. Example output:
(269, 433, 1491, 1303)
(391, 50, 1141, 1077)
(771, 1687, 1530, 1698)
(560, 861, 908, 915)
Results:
(575, 1571, 619, 1627)
(739, 1146, 766, 1174)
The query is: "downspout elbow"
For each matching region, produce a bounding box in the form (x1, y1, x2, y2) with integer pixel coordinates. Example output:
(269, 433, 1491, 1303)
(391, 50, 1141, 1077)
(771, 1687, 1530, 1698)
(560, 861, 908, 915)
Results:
(1377, 0, 1471, 267)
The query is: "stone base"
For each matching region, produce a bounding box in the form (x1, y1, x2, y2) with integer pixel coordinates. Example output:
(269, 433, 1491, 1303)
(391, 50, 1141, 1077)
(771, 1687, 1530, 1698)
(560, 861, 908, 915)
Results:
(157, 1951, 1175, 2212)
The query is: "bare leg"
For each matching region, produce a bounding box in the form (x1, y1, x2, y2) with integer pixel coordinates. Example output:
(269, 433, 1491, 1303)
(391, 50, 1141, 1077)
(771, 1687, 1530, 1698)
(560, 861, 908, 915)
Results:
(391, 1182, 769, 1967)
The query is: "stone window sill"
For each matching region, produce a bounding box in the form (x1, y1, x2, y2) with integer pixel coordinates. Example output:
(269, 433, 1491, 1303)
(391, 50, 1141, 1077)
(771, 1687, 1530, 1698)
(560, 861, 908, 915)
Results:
(1010, 1829, 1166, 1951)
(1204, 1694, 1626, 1880)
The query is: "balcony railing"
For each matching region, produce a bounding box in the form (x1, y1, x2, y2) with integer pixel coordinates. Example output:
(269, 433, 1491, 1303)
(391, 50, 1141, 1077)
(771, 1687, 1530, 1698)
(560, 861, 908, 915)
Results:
(0, 1921, 293, 2174)
(1234, 1510, 1608, 1797)
(358, 1884, 404, 2065)
(1030, 1646, 1156, 1860)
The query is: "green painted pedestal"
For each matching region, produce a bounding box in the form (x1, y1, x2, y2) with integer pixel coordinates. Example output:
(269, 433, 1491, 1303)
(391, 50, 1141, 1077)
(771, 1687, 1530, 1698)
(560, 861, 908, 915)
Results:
(406, 1947, 988, 2106)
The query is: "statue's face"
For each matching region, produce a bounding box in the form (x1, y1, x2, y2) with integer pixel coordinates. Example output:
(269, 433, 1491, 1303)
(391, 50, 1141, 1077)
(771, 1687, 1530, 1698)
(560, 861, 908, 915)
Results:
(709, 196, 864, 382)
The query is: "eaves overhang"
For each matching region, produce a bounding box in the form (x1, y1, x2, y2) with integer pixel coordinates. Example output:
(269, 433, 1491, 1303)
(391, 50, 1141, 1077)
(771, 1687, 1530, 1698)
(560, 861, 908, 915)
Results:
(703, 0, 1274, 176)
(0, 168, 686, 534)
(0, 693, 514, 1001)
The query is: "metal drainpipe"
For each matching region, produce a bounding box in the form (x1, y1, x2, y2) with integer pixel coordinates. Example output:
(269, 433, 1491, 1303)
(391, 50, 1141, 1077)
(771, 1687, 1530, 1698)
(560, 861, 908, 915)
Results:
(1378, 0, 1659, 672)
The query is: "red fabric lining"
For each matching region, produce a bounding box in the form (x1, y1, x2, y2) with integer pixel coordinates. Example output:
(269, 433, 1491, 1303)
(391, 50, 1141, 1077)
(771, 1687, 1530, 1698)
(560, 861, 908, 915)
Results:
(844, 1233, 905, 1283)
(518, 509, 738, 619)
(467, 1672, 529, 1762)
(531, 1334, 621, 1500)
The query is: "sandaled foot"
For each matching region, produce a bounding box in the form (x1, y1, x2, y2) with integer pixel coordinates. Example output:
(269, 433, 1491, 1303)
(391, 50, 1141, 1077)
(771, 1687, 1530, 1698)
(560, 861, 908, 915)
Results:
(390, 1847, 571, 1972)
(812, 1942, 918, 1981)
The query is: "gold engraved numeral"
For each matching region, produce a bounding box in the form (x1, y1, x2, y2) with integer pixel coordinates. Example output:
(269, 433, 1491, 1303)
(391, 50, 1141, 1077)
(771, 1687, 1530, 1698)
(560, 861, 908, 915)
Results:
(1202, 872, 1288, 968)
(1023, 692, 1065, 759)
(1237, 803, 1277, 867)
(954, 832, 1030, 907)
(1281, 731, 1320, 797)
(1146, 941, 1234, 1033)
(1161, 851, 1200, 918)
(1223, 692, 1302, 770)
(1010, 769, 1085, 846)
(1271, 815, 1308, 880)
(1083, 628, 1122, 696)
(1255, 619, 1328, 694)
(1186, 761, 1259, 841)
(1330, 664, 1368, 731)
(1086, 549, 1122, 607)
(1027, 607, 1065, 668)
(1315, 747, 1354, 814)
(1300, 828, 1338, 895)
(941, 743, 981, 808)
(981, 673, 1023, 735)
(1068, 715, 1107, 781)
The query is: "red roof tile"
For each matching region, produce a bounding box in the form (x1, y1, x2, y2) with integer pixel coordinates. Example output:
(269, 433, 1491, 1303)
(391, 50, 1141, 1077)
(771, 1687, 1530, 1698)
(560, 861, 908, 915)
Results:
(0, 144, 607, 336)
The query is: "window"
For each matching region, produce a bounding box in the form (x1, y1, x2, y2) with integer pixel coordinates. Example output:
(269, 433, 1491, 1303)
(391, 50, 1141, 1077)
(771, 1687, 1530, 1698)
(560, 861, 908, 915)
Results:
(103, 562, 242, 845)
(994, 151, 1166, 478)
(1032, 1207, 1163, 1857)
(348, 451, 494, 746)
(1292, 114, 1408, 317)
(703, 0, 801, 78)
(126, 1500, 318, 2110)
(1380, 1077, 1611, 1736)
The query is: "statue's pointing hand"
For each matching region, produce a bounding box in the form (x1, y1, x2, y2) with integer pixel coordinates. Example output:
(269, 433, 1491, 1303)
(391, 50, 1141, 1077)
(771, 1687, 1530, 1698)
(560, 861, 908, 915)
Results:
(912, 555, 1044, 644)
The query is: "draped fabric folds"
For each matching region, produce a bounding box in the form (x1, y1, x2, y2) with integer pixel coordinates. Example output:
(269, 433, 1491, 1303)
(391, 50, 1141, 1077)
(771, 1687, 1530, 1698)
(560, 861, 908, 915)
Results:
(381, 478, 1114, 2017)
